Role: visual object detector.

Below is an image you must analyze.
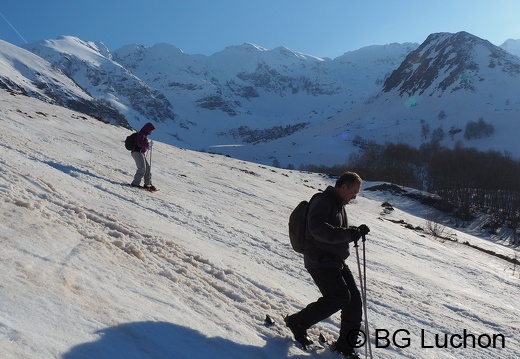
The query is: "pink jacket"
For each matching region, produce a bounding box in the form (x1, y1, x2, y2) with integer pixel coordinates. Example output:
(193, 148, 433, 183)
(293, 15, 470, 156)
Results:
(135, 122, 155, 153)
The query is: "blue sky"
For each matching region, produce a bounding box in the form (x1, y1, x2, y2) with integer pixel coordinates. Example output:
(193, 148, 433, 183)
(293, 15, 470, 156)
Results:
(1, 0, 519, 58)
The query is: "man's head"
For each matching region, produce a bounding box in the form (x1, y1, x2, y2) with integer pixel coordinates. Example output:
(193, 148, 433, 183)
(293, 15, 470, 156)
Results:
(335, 172, 362, 204)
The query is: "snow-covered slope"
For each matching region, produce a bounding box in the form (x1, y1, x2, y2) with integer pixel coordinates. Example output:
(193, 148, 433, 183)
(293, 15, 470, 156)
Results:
(23, 36, 175, 127)
(1, 90, 518, 358)
(0, 39, 125, 124)
(500, 39, 520, 58)
(0, 39, 88, 101)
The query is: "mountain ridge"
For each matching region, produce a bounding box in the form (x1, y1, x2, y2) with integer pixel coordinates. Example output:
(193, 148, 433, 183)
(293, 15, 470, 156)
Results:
(0, 31, 517, 167)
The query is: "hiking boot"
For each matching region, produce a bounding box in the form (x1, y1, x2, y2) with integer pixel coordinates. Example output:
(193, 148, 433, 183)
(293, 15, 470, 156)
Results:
(144, 184, 158, 191)
(331, 341, 360, 358)
(284, 315, 313, 348)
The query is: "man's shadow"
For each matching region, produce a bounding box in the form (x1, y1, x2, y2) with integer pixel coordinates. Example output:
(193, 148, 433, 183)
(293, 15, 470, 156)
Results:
(61, 321, 295, 359)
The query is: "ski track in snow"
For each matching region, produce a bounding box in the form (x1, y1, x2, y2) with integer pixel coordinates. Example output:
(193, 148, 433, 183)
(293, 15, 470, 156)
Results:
(0, 102, 312, 355)
(2, 142, 290, 333)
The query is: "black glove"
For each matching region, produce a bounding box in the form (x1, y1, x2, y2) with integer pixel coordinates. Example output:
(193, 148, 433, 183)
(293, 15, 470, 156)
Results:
(349, 227, 362, 243)
(358, 224, 370, 236)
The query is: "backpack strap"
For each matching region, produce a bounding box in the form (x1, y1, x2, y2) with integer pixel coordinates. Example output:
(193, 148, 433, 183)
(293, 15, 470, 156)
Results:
(304, 192, 323, 238)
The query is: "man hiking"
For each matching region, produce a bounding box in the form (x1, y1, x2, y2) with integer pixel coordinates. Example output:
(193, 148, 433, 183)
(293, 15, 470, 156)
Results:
(285, 171, 370, 358)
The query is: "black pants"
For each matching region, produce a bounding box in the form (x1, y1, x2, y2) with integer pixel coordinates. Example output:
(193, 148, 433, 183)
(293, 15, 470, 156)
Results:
(294, 264, 362, 339)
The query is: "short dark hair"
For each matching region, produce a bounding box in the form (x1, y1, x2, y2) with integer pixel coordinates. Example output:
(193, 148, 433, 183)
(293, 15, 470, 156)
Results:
(335, 171, 362, 188)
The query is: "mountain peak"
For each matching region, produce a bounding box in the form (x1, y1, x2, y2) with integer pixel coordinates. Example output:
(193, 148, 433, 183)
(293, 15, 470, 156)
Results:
(382, 31, 518, 96)
(500, 38, 520, 58)
(271, 46, 325, 62)
(25, 36, 113, 65)
(215, 43, 268, 57)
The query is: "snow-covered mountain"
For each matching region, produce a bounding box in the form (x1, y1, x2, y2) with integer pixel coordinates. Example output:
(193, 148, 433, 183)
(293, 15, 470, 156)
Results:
(0, 39, 125, 125)
(0, 31, 518, 167)
(105, 40, 417, 166)
(1, 89, 519, 359)
(330, 31, 520, 155)
(383, 32, 520, 96)
(23, 36, 175, 126)
(500, 38, 520, 58)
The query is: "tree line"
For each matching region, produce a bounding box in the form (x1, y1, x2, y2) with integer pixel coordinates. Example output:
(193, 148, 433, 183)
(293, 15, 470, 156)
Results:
(302, 141, 520, 244)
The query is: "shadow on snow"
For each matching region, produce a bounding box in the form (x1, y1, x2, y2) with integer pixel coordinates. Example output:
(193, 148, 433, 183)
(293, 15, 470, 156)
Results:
(61, 321, 299, 359)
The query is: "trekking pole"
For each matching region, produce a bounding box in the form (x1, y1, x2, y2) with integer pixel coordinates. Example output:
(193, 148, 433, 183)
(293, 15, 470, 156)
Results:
(149, 142, 153, 170)
(148, 142, 153, 182)
(354, 241, 368, 359)
(362, 235, 373, 359)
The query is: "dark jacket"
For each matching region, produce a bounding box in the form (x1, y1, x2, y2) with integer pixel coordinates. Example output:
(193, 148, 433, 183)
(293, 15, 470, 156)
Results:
(303, 186, 357, 269)
(133, 122, 155, 153)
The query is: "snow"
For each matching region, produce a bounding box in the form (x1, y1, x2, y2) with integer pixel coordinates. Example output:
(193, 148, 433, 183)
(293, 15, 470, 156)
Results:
(500, 39, 520, 58)
(36, 36, 111, 67)
(1, 90, 519, 359)
(12, 34, 519, 170)
(0, 39, 92, 103)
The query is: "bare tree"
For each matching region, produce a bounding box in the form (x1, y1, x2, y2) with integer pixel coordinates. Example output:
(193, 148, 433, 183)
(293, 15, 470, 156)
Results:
(425, 217, 456, 242)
